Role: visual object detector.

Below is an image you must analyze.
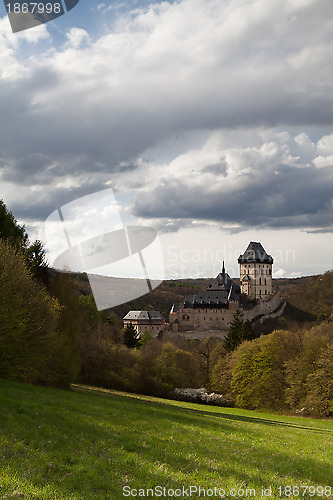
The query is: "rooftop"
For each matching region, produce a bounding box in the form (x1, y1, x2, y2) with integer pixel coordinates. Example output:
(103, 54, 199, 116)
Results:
(123, 310, 164, 321)
(238, 241, 273, 264)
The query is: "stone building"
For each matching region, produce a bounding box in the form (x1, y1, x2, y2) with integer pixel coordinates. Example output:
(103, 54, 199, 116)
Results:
(238, 242, 273, 299)
(123, 310, 165, 337)
(169, 262, 240, 333)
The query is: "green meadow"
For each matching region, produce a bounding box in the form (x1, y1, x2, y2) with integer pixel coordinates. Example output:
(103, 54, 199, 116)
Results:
(0, 379, 332, 500)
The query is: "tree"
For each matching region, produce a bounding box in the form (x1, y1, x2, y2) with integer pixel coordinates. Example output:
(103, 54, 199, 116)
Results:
(0, 199, 49, 285)
(25, 239, 49, 286)
(0, 240, 60, 384)
(230, 330, 300, 410)
(224, 310, 259, 351)
(284, 322, 333, 415)
(305, 343, 333, 417)
(47, 273, 82, 385)
(123, 324, 141, 349)
(79, 321, 141, 392)
(0, 199, 28, 248)
(140, 328, 153, 347)
(153, 342, 203, 389)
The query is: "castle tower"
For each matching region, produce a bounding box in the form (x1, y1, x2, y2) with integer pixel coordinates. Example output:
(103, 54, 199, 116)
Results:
(238, 242, 273, 299)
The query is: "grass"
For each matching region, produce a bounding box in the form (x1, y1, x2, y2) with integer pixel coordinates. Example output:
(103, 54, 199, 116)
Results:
(0, 380, 333, 499)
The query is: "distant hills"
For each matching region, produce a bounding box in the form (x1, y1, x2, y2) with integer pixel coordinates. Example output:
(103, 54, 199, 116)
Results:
(71, 270, 333, 332)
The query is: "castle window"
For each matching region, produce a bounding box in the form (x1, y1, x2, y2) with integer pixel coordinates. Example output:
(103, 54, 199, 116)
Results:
(265, 290, 267, 295)
(259, 278, 261, 285)
(265, 278, 267, 285)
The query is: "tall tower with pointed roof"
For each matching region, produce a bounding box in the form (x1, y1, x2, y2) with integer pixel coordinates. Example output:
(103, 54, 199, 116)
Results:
(238, 242, 273, 299)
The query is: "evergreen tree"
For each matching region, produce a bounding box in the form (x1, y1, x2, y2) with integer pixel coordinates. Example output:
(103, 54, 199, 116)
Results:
(25, 239, 49, 286)
(123, 324, 141, 349)
(0, 199, 49, 285)
(0, 199, 28, 248)
(224, 310, 259, 351)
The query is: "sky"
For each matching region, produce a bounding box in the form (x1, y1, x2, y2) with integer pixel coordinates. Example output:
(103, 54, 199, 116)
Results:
(0, 0, 333, 280)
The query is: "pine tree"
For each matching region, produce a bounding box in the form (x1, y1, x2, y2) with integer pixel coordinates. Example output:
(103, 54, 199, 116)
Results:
(224, 310, 259, 351)
(123, 324, 141, 349)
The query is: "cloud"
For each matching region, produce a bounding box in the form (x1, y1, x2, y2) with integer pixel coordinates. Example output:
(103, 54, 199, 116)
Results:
(64, 28, 90, 49)
(0, 0, 333, 227)
(130, 129, 333, 232)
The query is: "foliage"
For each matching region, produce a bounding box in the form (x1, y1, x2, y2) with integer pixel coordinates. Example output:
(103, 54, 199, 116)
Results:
(284, 322, 333, 416)
(0, 199, 49, 285)
(209, 352, 234, 399)
(0, 199, 28, 248)
(152, 342, 204, 389)
(140, 328, 153, 347)
(173, 387, 230, 406)
(25, 239, 49, 286)
(224, 310, 259, 351)
(230, 330, 300, 410)
(79, 323, 140, 392)
(123, 323, 141, 349)
(305, 342, 333, 417)
(0, 240, 60, 384)
(47, 273, 82, 386)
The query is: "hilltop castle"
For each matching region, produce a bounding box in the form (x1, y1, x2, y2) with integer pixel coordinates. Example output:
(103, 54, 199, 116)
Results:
(239, 241, 273, 298)
(169, 242, 275, 335)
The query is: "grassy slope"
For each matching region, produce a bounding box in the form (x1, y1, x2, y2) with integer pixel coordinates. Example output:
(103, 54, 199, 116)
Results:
(1, 380, 333, 500)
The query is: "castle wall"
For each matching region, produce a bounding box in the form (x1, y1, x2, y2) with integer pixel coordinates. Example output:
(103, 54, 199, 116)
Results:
(171, 301, 238, 332)
(123, 320, 164, 337)
(241, 291, 285, 323)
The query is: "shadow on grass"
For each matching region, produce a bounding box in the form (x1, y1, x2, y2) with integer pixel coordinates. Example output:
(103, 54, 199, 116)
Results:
(77, 385, 332, 434)
(1, 380, 333, 500)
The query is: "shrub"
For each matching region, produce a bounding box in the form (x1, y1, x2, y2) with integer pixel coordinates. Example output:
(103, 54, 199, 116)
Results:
(173, 387, 232, 406)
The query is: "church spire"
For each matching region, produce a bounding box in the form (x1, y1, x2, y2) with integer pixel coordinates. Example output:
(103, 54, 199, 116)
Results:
(222, 260, 226, 284)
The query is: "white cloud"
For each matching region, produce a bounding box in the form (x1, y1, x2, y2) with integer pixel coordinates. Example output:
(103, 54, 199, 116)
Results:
(64, 28, 90, 49)
(1, 0, 333, 277)
(317, 133, 333, 156)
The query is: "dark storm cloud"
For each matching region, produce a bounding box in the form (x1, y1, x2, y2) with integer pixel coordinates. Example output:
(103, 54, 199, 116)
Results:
(131, 163, 333, 232)
(1, 0, 333, 225)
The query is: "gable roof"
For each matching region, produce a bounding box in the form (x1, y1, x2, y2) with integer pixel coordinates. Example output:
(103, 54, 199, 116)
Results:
(123, 310, 164, 321)
(238, 241, 273, 264)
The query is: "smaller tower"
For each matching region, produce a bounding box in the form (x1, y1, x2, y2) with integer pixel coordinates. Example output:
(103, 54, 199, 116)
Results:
(238, 242, 273, 299)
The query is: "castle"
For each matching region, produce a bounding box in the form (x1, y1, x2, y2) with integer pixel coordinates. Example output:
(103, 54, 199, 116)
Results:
(239, 241, 273, 298)
(169, 242, 275, 335)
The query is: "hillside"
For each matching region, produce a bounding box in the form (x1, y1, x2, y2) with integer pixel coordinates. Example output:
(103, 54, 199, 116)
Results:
(73, 271, 333, 329)
(276, 272, 333, 316)
(0, 379, 332, 500)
